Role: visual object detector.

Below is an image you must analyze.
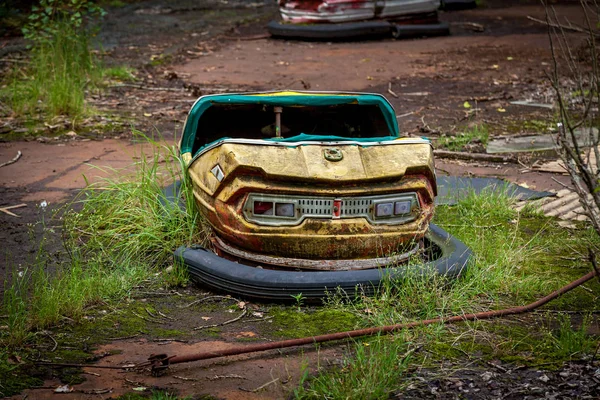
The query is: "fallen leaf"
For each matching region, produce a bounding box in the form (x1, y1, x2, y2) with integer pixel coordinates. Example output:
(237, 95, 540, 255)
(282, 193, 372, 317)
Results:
(7, 355, 22, 364)
(491, 64, 499, 69)
(143, 113, 152, 117)
(366, 76, 373, 80)
(480, 371, 495, 382)
(201, 316, 211, 321)
(238, 301, 246, 309)
(235, 331, 256, 338)
(507, 56, 513, 61)
(133, 387, 147, 392)
(251, 312, 263, 318)
(463, 101, 472, 109)
(497, 108, 506, 112)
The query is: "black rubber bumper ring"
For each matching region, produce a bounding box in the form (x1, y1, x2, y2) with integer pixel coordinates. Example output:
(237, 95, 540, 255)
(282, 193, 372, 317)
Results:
(267, 20, 394, 40)
(440, 0, 477, 11)
(267, 20, 450, 41)
(175, 223, 471, 301)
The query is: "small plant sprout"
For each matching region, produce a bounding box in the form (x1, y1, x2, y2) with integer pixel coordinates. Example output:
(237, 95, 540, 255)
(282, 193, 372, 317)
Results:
(291, 293, 305, 311)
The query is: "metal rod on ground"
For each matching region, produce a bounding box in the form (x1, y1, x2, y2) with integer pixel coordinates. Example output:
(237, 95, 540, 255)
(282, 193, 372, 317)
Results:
(145, 270, 597, 373)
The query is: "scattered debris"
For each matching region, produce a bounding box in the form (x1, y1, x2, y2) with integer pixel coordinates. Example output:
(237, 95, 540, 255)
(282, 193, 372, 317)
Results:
(434, 150, 517, 163)
(239, 377, 279, 393)
(533, 146, 598, 174)
(455, 22, 485, 32)
(54, 385, 73, 393)
(514, 188, 598, 223)
(510, 100, 554, 109)
(486, 128, 598, 154)
(193, 306, 247, 331)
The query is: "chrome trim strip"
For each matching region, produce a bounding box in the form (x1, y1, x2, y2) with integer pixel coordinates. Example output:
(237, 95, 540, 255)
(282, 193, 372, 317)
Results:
(213, 236, 421, 271)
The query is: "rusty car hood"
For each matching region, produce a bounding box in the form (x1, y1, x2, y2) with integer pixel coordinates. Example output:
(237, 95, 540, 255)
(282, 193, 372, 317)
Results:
(187, 138, 435, 199)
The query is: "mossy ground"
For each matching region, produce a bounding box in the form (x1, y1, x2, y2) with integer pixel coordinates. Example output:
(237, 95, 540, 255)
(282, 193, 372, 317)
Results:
(269, 308, 360, 338)
(2, 188, 599, 398)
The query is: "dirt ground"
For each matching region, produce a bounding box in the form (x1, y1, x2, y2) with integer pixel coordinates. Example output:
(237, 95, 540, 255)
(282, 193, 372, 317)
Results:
(1, 0, 599, 398)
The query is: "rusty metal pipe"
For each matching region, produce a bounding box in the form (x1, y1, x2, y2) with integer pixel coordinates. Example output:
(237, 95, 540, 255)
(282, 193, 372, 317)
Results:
(150, 270, 597, 370)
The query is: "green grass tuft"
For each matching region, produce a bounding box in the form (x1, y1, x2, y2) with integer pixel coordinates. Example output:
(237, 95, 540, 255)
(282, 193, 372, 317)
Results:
(103, 65, 137, 82)
(295, 337, 413, 400)
(437, 124, 489, 151)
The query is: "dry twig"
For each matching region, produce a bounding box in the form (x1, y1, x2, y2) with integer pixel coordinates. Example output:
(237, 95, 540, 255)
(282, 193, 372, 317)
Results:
(527, 15, 599, 37)
(387, 82, 399, 98)
(181, 295, 237, 308)
(0, 203, 27, 217)
(239, 377, 279, 393)
(0, 151, 22, 168)
(193, 307, 247, 331)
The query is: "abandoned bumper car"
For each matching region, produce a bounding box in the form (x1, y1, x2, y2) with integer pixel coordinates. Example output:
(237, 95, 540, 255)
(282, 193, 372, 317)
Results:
(174, 91, 471, 300)
(268, 0, 477, 40)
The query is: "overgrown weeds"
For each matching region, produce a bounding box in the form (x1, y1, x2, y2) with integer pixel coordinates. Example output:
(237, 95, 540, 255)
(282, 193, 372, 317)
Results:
(3, 0, 106, 118)
(305, 189, 600, 398)
(0, 0, 134, 122)
(0, 134, 208, 346)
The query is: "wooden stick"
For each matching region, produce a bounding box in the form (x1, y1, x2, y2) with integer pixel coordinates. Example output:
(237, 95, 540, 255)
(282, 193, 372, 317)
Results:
(434, 150, 517, 163)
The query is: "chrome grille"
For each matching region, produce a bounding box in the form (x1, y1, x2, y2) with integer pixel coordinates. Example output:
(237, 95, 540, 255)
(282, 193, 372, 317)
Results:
(244, 193, 419, 226)
(341, 198, 374, 218)
(298, 198, 334, 217)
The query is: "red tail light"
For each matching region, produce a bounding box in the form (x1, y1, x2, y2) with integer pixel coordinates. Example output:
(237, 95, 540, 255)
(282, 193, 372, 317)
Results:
(253, 201, 274, 215)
